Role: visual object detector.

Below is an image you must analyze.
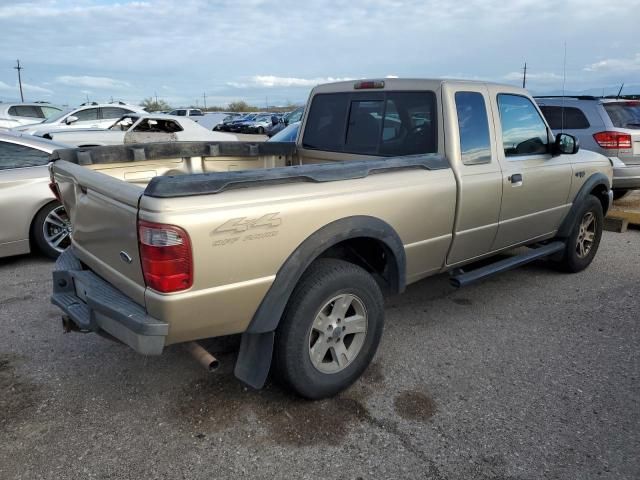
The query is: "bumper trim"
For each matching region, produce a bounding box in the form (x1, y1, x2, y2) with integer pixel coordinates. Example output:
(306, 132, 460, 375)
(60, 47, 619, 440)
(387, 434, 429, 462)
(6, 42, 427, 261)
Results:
(51, 248, 167, 355)
(613, 164, 640, 190)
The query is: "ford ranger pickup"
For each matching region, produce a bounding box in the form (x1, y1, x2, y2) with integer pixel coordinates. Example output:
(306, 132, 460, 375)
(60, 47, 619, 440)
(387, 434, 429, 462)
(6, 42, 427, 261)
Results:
(49, 79, 613, 399)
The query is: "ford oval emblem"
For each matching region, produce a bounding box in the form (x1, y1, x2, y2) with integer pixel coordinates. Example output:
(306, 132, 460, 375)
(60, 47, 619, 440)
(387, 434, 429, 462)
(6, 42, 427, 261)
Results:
(119, 251, 133, 264)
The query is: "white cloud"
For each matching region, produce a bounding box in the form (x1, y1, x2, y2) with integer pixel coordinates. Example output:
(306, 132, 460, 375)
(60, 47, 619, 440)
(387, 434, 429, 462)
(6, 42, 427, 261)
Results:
(584, 53, 640, 73)
(229, 76, 356, 88)
(503, 71, 563, 83)
(0, 80, 52, 95)
(55, 75, 131, 90)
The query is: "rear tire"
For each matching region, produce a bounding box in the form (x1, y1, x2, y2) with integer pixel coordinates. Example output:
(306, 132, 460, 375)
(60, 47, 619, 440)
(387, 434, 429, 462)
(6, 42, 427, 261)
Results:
(31, 201, 71, 259)
(273, 259, 384, 399)
(553, 195, 603, 273)
(257, 127, 265, 134)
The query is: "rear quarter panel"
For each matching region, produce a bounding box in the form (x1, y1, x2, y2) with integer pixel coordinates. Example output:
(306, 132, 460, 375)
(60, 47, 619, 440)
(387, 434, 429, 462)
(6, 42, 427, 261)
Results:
(0, 165, 55, 256)
(139, 168, 457, 344)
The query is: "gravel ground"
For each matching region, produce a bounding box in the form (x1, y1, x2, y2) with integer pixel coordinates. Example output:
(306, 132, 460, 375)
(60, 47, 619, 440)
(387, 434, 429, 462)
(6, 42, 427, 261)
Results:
(0, 230, 638, 480)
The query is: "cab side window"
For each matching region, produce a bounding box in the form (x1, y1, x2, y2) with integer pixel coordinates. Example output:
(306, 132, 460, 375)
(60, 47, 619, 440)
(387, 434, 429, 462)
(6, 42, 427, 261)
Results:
(497, 94, 549, 157)
(0, 141, 49, 170)
(455, 92, 491, 165)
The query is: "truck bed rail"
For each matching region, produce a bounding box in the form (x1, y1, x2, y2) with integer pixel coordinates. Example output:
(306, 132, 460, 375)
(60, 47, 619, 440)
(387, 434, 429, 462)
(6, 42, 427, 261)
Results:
(143, 153, 450, 198)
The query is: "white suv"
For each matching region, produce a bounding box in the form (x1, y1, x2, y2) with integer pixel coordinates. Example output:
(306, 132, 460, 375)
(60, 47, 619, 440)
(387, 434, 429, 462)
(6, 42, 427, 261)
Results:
(0, 103, 63, 129)
(13, 102, 147, 136)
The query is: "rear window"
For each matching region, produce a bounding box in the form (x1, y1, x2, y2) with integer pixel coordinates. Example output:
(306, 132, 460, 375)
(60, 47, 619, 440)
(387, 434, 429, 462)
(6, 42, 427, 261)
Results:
(8, 105, 44, 118)
(603, 102, 640, 129)
(538, 106, 590, 130)
(302, 91, 437, 156)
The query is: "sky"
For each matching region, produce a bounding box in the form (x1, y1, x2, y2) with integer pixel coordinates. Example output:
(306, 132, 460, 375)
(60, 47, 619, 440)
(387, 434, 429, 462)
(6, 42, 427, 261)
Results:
(0, 0, 638, 108)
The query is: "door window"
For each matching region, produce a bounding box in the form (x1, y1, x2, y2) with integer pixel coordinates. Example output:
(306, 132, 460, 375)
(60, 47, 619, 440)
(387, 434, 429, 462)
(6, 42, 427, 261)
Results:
(101, 107, 131, 119)
(455, 92, 492, 165)
(497, 94, 549, 157)
(0, 141, 49, 170)
(72, 108, 99, 121)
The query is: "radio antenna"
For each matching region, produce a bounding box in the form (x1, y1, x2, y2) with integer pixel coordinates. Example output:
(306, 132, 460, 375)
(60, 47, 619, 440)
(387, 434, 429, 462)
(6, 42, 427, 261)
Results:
(616, 83, 624, 99)
(561, 41, 567, 132)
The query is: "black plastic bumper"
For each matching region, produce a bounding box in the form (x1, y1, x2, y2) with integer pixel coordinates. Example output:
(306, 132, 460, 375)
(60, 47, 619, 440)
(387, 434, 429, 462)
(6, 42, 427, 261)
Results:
(51, 248, 168, 355)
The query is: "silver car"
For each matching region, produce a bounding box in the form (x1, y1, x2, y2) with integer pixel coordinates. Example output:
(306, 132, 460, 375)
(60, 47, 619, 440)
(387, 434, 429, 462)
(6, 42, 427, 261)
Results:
(13, 102, 147, 136)
(0, 103, 63, 129)
(0, 131, 71, 259)
(536, 96, 640, 198)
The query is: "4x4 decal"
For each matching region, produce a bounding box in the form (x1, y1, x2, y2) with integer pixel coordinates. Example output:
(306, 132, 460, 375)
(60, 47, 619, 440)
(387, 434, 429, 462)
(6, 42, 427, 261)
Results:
(212, 213, 282, 235)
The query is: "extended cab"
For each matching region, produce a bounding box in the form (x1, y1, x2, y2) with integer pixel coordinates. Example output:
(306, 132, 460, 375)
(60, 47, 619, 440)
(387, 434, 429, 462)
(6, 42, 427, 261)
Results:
(50, 79, 613, 399)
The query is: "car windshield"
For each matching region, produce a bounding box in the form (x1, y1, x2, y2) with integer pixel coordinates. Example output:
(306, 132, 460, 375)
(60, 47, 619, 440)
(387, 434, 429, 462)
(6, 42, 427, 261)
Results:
(603, 102, 640, 129)
(41, 108, 73, 124)
(110, 116, 138, 131)
(268, 122, 300, 142)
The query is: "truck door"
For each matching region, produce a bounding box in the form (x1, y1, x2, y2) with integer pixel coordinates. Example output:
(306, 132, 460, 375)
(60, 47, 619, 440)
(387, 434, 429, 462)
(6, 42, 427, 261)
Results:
(444, 83, 502, 265)
(488, 87, 573, 250)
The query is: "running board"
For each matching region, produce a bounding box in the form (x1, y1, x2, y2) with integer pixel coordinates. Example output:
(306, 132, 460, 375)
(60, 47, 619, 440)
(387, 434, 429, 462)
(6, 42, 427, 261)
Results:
(449, 241, 566, 288)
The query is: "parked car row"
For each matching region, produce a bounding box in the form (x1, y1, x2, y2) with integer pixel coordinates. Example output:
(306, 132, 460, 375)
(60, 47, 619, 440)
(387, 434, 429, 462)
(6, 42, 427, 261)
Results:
(44, 113, 236, 147)
(13, 102, 147, 136)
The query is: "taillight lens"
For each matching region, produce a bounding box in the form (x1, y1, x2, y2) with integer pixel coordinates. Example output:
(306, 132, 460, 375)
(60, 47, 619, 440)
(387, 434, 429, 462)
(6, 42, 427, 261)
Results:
(593, 131, 632, 149)
(138, 220, 193, 293)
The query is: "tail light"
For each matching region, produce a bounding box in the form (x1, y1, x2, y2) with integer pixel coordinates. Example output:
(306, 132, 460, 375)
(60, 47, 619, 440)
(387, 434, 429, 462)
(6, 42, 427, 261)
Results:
(49, 182, 62, 201)
(593, 131, 632, 149)
(354, 80, 385, 90)
(138, 220, 193, 293)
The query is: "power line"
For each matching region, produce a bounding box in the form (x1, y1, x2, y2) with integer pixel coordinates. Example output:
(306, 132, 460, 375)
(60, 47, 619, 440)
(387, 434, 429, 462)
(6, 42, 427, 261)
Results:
(14, 59, 24, 102)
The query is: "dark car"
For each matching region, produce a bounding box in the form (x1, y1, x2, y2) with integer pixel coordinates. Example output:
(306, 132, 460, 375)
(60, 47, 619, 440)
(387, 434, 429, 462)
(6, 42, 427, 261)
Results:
(266, 107, 304, 137)
(226, 113, 259, 133)
(213, 113, 243, 131)
(266, 121, 300, 142)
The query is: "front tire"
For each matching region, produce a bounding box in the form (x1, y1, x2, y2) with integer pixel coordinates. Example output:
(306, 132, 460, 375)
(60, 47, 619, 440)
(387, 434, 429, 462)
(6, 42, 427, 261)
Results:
(31, 201, 72, 259)
(274, 259, 384, 399)
(553, 195, 603, 273)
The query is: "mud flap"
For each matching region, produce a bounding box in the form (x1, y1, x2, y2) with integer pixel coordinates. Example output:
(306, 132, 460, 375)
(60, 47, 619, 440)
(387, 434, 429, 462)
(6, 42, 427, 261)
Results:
(234, 331, 274, 389)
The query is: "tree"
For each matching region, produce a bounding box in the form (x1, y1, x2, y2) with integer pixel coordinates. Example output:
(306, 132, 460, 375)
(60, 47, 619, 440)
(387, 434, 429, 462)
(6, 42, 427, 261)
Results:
(227, 100, 254, 112)
(140, 97, 172, 112)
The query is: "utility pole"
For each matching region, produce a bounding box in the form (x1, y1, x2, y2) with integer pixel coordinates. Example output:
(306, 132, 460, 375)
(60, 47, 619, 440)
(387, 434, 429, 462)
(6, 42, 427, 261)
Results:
(522, 62, 527, 89)
(14, 59, 24, 102)
(203, 92, 207, 110)
(154, 91, 158, 104)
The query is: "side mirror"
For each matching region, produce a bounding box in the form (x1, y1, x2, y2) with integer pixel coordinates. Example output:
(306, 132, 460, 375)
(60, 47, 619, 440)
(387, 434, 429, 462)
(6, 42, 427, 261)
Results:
(554, 133, 579, 155)
(65, 115, 79, 125)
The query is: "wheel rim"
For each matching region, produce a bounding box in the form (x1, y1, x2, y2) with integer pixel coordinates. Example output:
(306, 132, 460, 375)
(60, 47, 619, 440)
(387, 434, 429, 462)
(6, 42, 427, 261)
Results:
(43, 205, 72, 253)
(576, 211, 596, 259)
(308, 293, 368, 374)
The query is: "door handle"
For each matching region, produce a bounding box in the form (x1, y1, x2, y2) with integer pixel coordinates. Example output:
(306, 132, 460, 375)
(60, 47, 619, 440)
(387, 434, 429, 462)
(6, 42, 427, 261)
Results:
(509, 173, 523, 186)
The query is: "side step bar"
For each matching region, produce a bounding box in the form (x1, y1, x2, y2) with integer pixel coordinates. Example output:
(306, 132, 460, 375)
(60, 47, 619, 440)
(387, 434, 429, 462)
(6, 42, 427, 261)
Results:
(449, 241, 565, 288)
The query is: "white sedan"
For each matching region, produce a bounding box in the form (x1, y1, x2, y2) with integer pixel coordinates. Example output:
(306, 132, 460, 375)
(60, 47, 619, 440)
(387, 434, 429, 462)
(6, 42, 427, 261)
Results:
(44, 114, 237, 147)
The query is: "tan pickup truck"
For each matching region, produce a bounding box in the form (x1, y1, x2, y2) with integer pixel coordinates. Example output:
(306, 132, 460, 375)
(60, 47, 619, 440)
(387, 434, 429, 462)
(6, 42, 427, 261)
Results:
(50, 79, 613, 399)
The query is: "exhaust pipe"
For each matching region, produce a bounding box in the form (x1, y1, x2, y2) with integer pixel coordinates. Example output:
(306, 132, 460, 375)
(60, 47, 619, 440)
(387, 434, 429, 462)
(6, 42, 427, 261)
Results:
(185, 341, 220, 372)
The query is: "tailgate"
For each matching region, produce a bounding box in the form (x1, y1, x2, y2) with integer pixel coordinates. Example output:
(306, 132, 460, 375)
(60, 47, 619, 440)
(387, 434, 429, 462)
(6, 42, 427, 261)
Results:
(52, 160, 147, 305)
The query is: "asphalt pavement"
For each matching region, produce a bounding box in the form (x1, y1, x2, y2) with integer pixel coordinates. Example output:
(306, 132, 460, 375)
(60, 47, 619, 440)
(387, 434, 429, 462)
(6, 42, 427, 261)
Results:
(1, 230, 638, 479)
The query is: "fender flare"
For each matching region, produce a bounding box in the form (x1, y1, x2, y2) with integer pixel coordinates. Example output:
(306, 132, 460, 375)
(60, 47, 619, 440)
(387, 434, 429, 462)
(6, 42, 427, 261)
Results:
(557, 172, 611, 238)
(234, 215, 406, 388)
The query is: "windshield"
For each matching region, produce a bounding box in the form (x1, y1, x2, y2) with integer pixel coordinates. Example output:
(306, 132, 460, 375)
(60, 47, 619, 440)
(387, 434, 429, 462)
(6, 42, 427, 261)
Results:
(604, 102, 640, 129)
(41, 108, 73, 124)
(269, 122, 300, 142)
(110, 116, 138, 131)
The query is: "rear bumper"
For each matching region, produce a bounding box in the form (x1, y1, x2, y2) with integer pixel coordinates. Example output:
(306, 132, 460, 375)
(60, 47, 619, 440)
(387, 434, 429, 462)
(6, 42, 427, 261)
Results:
(51, 248, 168, 355)
(613, 164, 640, 190)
